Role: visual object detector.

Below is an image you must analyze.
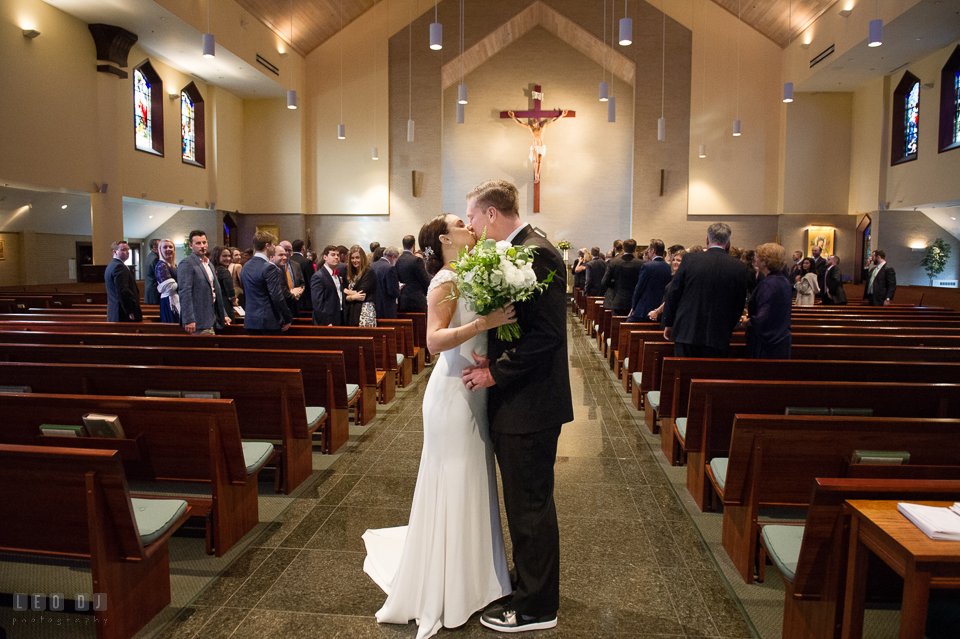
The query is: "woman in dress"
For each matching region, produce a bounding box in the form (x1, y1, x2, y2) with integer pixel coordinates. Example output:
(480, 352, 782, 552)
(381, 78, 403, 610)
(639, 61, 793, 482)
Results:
(742, 243, 792, 359)
(343, 244, 378, 327)
(363, 214, 516, 639)
(229, 247, 244, 308)
(213, 246, 236, 322)
(155, 239, 180, 324)
(794, 257, 820, 306)
(647, 249, 685, 325)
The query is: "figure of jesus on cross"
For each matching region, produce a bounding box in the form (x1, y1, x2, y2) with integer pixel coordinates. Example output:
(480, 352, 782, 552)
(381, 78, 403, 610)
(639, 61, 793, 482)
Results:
(500, 85, 575, 212)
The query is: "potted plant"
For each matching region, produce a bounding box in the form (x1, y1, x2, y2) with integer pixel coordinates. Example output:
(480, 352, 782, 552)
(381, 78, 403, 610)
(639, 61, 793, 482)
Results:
(921, 238, 952, 286)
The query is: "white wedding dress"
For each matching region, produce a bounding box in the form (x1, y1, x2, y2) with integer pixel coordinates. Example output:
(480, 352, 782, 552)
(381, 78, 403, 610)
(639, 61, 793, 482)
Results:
(362, 269, 512, 639)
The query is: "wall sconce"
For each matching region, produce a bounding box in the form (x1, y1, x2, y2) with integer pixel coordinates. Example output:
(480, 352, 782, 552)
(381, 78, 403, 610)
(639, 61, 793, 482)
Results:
(22, 29, 40, 38)
(839, 8, 853, 17)
(799, 41, 811, 49)
(169, 92, 179, 100)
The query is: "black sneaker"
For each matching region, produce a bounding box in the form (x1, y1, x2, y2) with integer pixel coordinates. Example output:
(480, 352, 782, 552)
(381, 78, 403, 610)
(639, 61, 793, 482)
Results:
(480, 607, 557, 633)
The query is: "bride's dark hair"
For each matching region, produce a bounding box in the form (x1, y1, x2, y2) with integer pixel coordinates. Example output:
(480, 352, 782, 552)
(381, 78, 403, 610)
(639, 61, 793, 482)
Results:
(418, 214, 449, 277)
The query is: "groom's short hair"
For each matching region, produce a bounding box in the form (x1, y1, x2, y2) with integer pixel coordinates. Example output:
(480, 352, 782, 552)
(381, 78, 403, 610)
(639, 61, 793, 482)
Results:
(468, 180, 519, 218)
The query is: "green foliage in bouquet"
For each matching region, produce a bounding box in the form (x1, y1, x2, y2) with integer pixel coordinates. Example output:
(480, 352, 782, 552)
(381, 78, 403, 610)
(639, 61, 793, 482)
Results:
(556, 239, 572, 250)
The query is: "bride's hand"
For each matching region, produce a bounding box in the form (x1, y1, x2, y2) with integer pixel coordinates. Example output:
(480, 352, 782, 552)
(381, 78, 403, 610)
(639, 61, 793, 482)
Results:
(478, 304, 517, 331)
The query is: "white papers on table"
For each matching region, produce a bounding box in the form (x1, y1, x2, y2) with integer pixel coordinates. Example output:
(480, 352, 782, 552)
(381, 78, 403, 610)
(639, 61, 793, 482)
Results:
(898, 502, 960, 541)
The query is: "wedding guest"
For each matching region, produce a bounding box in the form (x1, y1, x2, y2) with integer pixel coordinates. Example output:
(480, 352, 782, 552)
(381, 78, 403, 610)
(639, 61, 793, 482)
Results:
(794, 257, 819, 306)
(648, 249, 685, 325)
(213, 246, 236, 321)
(743, 244, 791, 359)
(344, 244, 378, 326)
(144, 238, 161, 305)
(229, 247, 244, 308)
(155, 238, 180, 324)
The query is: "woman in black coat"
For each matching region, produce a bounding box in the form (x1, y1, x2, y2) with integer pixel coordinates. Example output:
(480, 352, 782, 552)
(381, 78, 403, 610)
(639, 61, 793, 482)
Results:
(742, 243, 792, 359)
(343, 244, 378, 326)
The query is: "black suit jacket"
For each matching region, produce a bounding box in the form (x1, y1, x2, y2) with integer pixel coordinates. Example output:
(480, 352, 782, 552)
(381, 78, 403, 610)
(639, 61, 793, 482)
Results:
(812, 256, 828, 297)
(583, 258, 607, 297)
(600, 253, 642, 312)
(144, 251, 160, 305)
(864, 263, 897, 305)
(289, 253, 315, 310)
(488, 226, 574, 434)
(280, 261, 304, 317)
(663, 247, 749, 351)
(370, 258, 400, 320)
(396, 251, 430, 313)
(824, 266, 847, 305)
(310, 266, 343, 326)
(105, 258, 142, 322)
(627, 257, 672, 322)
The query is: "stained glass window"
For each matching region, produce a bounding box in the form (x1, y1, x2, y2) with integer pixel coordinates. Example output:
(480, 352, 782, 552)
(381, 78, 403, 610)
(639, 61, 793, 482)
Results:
(904, 82, 919, 157)
(135, 69, 152, 152)
(181, 91, 196, 162)
(954, 71, 960, 146)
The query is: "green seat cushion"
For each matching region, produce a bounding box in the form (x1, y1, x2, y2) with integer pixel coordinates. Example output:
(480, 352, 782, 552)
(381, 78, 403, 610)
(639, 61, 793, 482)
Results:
(145, 389, 181, 398)
(709, 457, 728, 492)
(785, 406, 830, 416)
(646, 391, 660, 411)
(0, 385, 31, 393)
(632, 372, 642, 387)
(242, 441, 274, 474)
(606, 338, 611, 348)
(131, 497, 188, 545)
(306, 406, 326, 429)
(396, 353, 405, 366)
(831, 407, 873, 416)
(624, 357, 629, 369)
(761, 524, 804, 583)
(675, 417, 687, 441)
(346, 384, 360, 401)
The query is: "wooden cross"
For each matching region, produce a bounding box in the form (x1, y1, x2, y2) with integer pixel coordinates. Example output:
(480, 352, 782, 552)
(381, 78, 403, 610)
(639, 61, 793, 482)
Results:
(500, 85, 575, 213)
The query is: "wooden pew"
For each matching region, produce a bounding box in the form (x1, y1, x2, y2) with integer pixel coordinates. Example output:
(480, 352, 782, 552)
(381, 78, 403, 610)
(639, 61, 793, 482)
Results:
(596, 309, 612, 352)
(716, 414, 960, 583)
(0, 330, 374, 432)
(0, 444, 193, 639)
(0, 362, 317, 494)
(655, 358, 960, 466)
(398, 312, 430, 369)
(0, 393, 257, 557)
(377, 318, 417, 387)
(683, 380, 960, 512)
(583, 297, 603, 335)
(0, 341, 351, 453)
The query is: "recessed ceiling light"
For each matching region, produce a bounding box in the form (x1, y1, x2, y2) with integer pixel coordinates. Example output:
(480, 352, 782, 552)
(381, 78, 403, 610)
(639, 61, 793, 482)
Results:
(952, 217, 957, 221)
(149, 215, 154, 219)
(61, 204, 67, 209)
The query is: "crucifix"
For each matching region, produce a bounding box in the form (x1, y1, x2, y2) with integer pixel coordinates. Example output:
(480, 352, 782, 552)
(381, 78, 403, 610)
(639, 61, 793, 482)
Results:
(500, 85, 575, 213)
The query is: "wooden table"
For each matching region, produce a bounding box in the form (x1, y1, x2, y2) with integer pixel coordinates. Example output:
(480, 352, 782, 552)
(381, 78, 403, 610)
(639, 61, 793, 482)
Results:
(841, 499, 960, 639)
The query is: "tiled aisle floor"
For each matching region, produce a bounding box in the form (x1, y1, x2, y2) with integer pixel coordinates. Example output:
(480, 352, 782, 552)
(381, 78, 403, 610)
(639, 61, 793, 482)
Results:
(158, 313, 755, 638)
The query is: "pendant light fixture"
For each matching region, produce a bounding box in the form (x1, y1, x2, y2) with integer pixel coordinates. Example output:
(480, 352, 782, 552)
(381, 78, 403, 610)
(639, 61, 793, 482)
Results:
(698, 0, 706, 157)
(600, 0, 609, 101)
(407, 0, 414, 142)
(619, 0, 632, 46)
(287, 0, 297, 109)
(338, 0, 345, 138)
(657, 0, 665, 141)
(202, 0, 215, 58)
(733, 0, 742, 136)
(429, 0, 442, 50)
(868, 0, 882, 47)
(457, 0, 467, 113)
(372, 0, 378, 157)
(783, 0, 794, 103)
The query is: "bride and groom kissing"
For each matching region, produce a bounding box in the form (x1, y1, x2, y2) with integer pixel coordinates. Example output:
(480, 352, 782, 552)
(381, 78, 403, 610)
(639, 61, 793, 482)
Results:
(362, 179, 574, 637)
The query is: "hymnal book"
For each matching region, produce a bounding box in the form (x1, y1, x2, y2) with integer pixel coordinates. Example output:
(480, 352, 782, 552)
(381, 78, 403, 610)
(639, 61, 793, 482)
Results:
(40, 424, 86, 437)
(0, 385, 32, 393)
(898, 502, 960, 541)
(82, 413, 126, 439)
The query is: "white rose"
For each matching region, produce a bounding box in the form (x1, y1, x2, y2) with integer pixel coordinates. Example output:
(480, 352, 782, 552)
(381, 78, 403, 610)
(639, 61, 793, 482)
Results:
(521, 264, 538, 287)
(495, 241, 512, 253)
(503, 264, 524, 287)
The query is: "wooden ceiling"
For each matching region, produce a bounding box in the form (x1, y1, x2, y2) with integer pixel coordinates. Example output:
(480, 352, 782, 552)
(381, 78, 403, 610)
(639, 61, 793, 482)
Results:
(237, 0, 834, 56)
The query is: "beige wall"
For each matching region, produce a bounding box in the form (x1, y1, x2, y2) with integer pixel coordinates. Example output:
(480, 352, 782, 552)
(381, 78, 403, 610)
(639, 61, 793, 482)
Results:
(241, 99, 302, 214)
(784, 92, 853, 215)
(848, 77, 885, 216)
(210, 86, 244, 213)
(145, 208, 221, 261)
(20, 231, 93, 285)
(776, 214, 858, 264)
(0, 232, 23, 285)
(877, 210, 960, 286)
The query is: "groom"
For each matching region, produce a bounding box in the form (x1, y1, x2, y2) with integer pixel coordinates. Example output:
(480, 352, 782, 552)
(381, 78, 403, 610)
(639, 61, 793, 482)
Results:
(462, 179, 574, 633)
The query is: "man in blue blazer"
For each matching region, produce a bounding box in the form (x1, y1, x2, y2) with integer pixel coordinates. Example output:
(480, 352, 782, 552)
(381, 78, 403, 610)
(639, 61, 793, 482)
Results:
(178, 230, 228, 335)
(370, 247, 400, 320)
(241, 231, 293, 335)
(311, 245, 344, 326)
(104, 240, 142, 322)
(626, 239, 672, 323)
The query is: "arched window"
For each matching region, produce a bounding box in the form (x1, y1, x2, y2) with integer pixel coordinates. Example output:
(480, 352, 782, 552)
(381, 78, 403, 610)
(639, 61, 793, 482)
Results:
(891, 71, 920, 165)
(939, 45, 960, 154)
(133, 60, 164, 156)
(180, 82, 205, 168)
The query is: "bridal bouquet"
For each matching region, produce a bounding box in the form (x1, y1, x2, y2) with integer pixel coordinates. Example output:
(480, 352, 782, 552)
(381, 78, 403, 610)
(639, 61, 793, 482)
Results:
(449, 231, 554, 341)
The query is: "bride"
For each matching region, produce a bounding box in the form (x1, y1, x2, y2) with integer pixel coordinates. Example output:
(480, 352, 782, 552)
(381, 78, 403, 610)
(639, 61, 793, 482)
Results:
(362, 214, 517, 638)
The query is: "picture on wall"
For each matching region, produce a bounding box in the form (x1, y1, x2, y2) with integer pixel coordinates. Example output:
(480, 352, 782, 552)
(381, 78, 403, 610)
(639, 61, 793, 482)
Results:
(0, 240, 4, 260)
(256, 224, 280, 240)
(805, 226, 835, 256)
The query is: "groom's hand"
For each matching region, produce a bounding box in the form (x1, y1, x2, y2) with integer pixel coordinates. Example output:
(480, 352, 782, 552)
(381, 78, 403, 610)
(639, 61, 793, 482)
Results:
(462, 351, 495, 391)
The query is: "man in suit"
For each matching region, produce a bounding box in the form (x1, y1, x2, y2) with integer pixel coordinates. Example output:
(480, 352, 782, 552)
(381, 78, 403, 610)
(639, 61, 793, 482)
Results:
(461, 180, 573, 634)
(863, 249, 897, 306)
(626, 239, 672, 323)
(143, 238, 160, 305)
(178, 230, 229, 335)
(600, 238, 643, 317)
(273, 244, 305, 321)
(602, 240, 624, 310)
(335, 245, 349, 279)
(242, 231, 293, 335)
(105, 240, 142, 322)
(811, 246, 828, 301)
(370, 246, 400, 320)
(288, 239, 315, 312)
(396, 235, 430, 313)
(663, 222, 749, 358)
(823, 254, 847, 305)
(583, 247, 606, 297)
(311, 244, 344, 326)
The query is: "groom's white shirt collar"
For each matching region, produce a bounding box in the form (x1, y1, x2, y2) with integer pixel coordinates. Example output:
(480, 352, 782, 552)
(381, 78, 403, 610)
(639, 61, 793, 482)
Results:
(505, 223, 529, 244)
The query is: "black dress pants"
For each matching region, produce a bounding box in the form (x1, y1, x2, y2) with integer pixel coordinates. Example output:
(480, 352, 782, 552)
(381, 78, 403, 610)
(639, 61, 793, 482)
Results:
(490, 425, 561, 617)
(674, 342, 730, 358)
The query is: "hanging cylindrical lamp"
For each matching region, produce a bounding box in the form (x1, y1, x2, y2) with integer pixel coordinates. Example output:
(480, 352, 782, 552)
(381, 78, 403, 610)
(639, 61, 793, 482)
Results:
(458, 84, 468, 104)
(287, 90, 297, 109)
(429, 22, 442, 50)
(457, 103, 465, 124)
(372, 147, 379, 160)
(868, 19, 882, 47)
(338, 124, 346, 139)
(202, 33, 215, 58)
(599, 81, 609, 102)
(733, 119, 742, 136)
(657, 117, 665, 141)
(619, 1, 632, 45)
(699, 144, 706, 158)
(607, 96, 616, 122)
(783, 82, 794, 103)
(407, 119, 415, 142)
